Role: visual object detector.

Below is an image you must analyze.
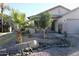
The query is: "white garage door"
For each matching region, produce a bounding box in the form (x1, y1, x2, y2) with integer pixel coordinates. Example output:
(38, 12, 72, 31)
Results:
(66, 19, 79, 34)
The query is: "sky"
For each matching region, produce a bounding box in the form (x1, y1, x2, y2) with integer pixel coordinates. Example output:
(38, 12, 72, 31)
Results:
(1, 0, 79, 17)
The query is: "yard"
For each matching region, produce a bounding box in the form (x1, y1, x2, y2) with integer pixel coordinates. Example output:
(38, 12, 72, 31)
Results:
(22, 31, 79, 56)
(0, 3, 79, 56)
(0, 31, 79, 56)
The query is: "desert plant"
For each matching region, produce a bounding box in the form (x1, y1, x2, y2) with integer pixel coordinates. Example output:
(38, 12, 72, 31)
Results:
(11, 9, 26, 43)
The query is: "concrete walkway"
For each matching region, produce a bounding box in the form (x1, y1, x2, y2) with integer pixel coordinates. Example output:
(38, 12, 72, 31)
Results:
(0, 32, 11, 36)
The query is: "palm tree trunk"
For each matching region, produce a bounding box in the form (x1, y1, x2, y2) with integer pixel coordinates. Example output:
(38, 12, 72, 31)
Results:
(16, 25, 22, 44)
(16, 30, 22, 43)
(1, 7, 4, 32)
(1, 16, 3, 32)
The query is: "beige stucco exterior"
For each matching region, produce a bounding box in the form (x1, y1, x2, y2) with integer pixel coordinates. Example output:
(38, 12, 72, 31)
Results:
(48, 6, 70, 17)
(46, 5, 70, 31)
(56, 7, 79, 34)
(28, 5, 71, 33)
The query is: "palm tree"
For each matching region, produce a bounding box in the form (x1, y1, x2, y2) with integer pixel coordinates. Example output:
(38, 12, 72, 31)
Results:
(11, 9, 26, 43)
(0, 3, 10, 32)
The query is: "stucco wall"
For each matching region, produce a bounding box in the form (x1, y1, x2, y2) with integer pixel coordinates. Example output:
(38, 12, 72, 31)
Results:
(56, 8, 79, 34)
(48, 6, 70, 16)
(47, 6, 70, 31)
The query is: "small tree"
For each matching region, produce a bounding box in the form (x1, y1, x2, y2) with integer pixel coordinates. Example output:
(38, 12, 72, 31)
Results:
(39, 12, 51, 39)
(11, 9, 26, 43)
(3, 15, 10, 32)
(30, 16, 40, 32)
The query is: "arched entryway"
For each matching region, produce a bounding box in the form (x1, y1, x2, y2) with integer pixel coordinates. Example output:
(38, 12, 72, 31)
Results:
(58, 23, 62, 34)
(51, 20, 56, 31)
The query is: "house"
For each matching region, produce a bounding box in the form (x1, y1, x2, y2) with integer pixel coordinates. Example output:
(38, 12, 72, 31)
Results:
(28, 5, 71, 31)
(56, 7, 79, 34)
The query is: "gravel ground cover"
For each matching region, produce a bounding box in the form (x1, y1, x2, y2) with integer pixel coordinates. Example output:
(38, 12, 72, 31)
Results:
(0, 31, 79, 56)
(28, 47, 79, 56)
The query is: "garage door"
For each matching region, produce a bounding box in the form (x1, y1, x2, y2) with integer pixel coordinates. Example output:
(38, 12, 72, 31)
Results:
(66, 19, 79, 34)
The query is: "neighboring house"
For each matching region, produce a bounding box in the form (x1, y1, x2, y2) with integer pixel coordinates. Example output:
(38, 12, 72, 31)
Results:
(28, 5, 71, 31)
(56, 7, 79, 34)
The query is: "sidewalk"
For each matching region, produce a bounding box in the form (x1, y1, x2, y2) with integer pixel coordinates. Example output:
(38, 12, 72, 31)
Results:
(0, 32, 16, 49)
(0, 32, 12, 36)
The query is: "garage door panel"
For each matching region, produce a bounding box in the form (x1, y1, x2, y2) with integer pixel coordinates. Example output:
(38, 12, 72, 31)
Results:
(66, 19, 79, 34)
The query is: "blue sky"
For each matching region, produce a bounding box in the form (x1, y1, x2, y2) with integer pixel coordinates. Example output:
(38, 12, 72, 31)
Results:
(5, 3, 57, 17)
(3, 2, 79, 17)
(1, 0, 79, 17)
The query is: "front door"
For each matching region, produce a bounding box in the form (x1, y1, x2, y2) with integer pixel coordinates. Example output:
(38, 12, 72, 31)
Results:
(58, 23, 62, 34)
(51, 20, 56, 31)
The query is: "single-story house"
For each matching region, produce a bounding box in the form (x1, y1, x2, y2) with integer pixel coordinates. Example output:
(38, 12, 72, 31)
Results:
(28, 5, 71, 31)
(45, 5, 71, 31)
(56, 7, 79, 34)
